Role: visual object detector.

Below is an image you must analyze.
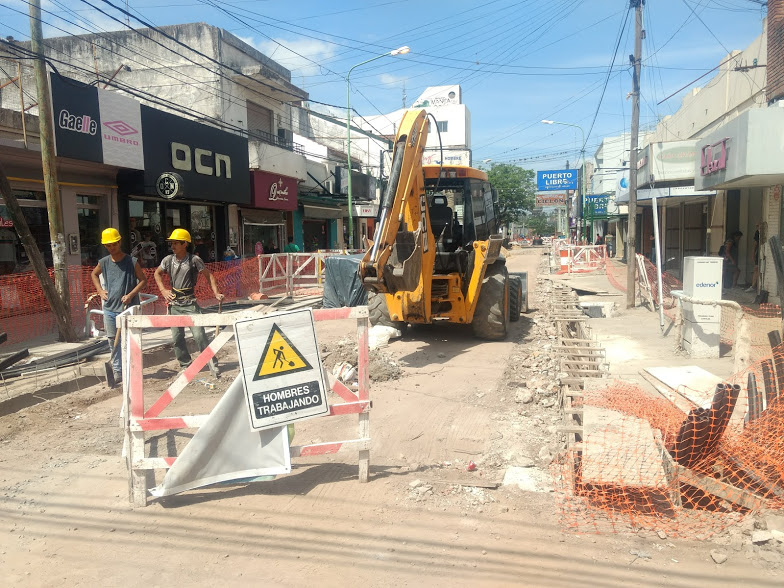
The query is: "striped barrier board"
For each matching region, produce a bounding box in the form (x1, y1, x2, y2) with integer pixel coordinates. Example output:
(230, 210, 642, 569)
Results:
(121, 305, 371, 506)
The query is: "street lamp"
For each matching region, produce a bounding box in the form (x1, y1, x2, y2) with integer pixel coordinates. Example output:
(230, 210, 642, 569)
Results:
(346, 45, 410, 249)
(541, 119, 586, 242)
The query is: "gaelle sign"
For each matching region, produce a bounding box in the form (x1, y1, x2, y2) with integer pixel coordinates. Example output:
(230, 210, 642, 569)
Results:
(700, 138, 730, 176)
(251, 171, 298, 211)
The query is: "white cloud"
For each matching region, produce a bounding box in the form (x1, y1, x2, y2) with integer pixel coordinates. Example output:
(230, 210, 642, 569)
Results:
(242, 36, 337, 76)
(378, 73, 406, 88)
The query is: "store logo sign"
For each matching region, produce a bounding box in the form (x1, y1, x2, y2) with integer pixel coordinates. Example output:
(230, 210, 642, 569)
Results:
(58, 109, 97, 135)
(269, 179, 290, 201)
(171, 142, 232, 178)
(700, 138, 729, 176)
(102, 120, 140, 146)
(103, 120, 138, 136)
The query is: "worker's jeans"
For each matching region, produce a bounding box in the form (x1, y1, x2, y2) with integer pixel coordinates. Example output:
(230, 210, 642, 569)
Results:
(169, 303, 211, 368)
(104, 309, 121, 376)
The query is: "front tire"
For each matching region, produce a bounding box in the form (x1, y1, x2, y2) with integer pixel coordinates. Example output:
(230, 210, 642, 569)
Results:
(368, 291, 406, 330)
(509, 275, 522, 322)
(472, 264, 509, 340)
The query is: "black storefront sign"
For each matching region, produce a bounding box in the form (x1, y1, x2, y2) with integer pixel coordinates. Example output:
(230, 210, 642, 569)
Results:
(138, 106, 250, 204)
(50, 74, 103, 164)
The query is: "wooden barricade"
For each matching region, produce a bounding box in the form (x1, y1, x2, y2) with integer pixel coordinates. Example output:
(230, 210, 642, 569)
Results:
(121, 305, 371, 506)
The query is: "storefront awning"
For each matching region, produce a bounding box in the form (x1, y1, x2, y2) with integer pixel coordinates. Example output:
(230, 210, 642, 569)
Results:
(303, 204, 342, 219)
(616, 185, 715, 203)
(241, 208, 285, 225)
(695, 108, 784, 190)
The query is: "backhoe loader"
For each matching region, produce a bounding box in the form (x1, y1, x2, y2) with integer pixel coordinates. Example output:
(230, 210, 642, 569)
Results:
(358, 109, 523, 339)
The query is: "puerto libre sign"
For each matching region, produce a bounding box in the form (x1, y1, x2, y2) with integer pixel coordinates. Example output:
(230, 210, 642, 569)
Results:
(536, 169, 578, 191)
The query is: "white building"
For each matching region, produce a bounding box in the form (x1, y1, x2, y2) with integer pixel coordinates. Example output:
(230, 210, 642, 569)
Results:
(591, 133, 630, 195)
(362, 85, 472, 166)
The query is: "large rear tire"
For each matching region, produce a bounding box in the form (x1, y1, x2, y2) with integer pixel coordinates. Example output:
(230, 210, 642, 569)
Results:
(509, 275, 522, 322)
(368, 291, 406, 329)
(472, 264, 509, 340)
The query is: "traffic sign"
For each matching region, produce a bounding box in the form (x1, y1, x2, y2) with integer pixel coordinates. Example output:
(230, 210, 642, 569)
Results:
(235, 309, 329, 431)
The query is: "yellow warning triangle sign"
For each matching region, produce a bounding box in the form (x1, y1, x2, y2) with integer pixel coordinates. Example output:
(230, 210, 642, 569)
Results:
(253, 323, 313, 381)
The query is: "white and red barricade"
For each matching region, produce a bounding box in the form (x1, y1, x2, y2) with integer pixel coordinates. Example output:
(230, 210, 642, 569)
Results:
(120, 305, 371, 506)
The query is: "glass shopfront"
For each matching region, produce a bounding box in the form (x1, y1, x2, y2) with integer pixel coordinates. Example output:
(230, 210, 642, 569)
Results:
(128, 199, 217, 268)
(0, 190, 51, 275)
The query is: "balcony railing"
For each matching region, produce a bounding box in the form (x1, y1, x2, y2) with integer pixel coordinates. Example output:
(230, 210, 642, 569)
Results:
(248, 129, 304, 154)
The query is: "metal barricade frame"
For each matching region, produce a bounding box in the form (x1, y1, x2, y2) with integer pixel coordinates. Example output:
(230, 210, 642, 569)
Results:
(121, 305, 371, 506)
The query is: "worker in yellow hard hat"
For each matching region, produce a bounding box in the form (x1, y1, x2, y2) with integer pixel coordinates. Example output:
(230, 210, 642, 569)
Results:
(91, 227, 147, 384)
(154, 227, 224, 369)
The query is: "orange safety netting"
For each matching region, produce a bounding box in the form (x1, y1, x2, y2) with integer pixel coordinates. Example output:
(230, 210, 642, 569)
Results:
(554, 351, 784, 538)
(0, 255, 325, 346)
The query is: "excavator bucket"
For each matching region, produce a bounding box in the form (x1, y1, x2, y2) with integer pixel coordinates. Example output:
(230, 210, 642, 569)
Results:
(382, 228, 422, 293)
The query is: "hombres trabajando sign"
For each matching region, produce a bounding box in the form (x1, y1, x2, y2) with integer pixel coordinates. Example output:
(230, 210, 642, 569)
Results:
(235, 309, 329, 431)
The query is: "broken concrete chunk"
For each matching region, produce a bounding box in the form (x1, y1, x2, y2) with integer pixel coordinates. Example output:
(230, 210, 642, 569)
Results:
(751, 530, 773, 545)
(710, 550, 728, 564)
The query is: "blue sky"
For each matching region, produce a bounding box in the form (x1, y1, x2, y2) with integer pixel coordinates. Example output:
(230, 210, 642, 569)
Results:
(0, 0, 769, 171)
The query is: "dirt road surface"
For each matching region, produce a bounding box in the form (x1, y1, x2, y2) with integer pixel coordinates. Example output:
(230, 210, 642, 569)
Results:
(0, 249, 778, 586)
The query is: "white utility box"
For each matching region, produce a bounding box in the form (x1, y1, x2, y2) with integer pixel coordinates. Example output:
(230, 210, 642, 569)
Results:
(680, 257, 723, 358)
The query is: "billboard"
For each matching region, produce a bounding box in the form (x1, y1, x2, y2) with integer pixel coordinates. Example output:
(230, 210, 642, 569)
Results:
(537, 169, 578, 191)
(535, 193, 566, 207)
(50, 72, 144, 169)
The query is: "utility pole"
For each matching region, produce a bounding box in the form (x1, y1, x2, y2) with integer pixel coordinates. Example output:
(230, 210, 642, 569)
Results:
(626, 0, 643, 309)
(29, 0, 77, 341)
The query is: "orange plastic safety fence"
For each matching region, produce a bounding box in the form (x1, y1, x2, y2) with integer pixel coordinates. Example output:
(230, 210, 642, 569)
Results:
(605, 259, 627, 293)
(554, 353, 784, 538)
(0, 257, 272, 345)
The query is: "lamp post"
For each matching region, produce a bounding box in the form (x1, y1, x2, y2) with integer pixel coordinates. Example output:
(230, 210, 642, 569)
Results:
(541, 119, 585, 243)
(346, 45, 410, 249)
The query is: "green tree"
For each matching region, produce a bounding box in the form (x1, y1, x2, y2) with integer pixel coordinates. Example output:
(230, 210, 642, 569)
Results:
(485, 163, 536, 229)
(526, 210, 557, 236)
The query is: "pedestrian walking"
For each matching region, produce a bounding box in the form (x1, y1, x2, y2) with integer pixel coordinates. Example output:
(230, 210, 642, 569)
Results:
(605, 232, 616, 258)
(91, 228, 147, 383)
(746, 223, 760, 292)
(283, 236, 300, 253)
(154, 228, 224, 369)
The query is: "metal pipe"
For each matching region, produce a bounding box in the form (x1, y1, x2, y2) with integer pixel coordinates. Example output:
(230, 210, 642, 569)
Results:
(651, 190, 665, 331)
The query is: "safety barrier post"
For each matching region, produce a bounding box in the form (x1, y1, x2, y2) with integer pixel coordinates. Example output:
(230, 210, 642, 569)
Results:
(122, 305, 371, 505)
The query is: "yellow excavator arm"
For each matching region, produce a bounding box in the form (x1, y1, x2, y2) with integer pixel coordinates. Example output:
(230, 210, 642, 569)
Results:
(359, 109, 434, 317)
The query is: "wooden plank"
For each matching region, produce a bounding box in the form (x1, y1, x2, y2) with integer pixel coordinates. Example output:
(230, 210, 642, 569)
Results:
(653, 430, 682, 508)
(581, 405, 665, 487)
(640, 371, 694, 415)
(560, 377, 584, 387)
(558, 425, 583, 434)
(644, 366, 722, 408)
(563, 369, 605, 376)
(676, 465, 766, 511)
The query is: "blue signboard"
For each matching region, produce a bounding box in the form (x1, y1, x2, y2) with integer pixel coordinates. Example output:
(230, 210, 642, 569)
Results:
(537, 169, 578, 191)
(584, 194, 609, 216)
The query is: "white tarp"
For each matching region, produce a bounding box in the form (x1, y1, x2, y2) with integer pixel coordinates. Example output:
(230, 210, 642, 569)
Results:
(149, 377, 291, 498)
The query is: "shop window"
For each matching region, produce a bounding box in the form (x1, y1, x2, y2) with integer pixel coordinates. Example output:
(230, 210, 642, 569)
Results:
(12, 190, 46, 202)
(77, 207, 101, 267)
(0, 194, 50, 274)
(242, 223, 283, 257)
(129, 200, 164, 268)
(191, 205, 216, 262)
(77, 195, 100, 206)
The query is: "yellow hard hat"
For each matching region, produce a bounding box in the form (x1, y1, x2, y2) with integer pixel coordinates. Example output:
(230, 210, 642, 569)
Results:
(167, 228, 191, 243)
(101, 228, 121, 244)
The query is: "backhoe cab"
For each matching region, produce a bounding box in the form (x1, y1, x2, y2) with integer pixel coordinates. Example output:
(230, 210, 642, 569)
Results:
(358, 109, 523, 340)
